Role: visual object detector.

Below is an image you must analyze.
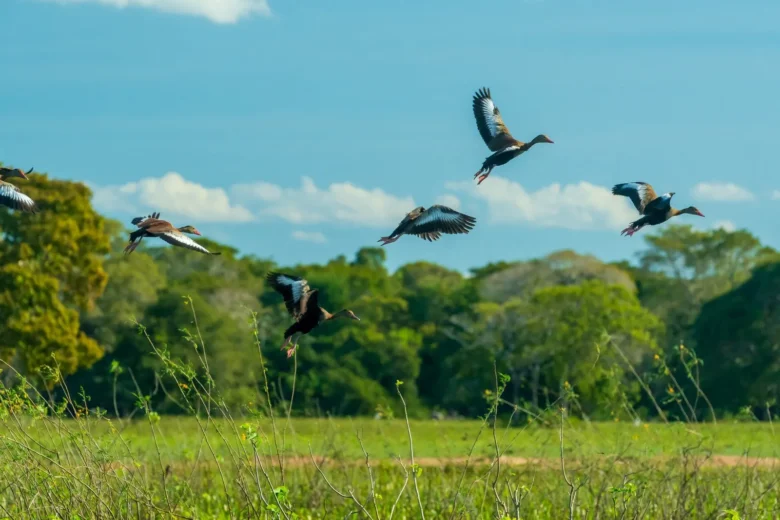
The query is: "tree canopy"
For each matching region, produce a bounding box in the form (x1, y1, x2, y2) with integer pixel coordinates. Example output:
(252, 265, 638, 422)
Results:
(1, 164, 778, 419)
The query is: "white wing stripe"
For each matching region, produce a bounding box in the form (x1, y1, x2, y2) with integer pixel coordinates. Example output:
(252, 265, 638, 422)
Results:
(0, 184, 35, 207)
(160, 232, 211, 254)
(481, 99, 499, 137)
(278, 274, 303, 303)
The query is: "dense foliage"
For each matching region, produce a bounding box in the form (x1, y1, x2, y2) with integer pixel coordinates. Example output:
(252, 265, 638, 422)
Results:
(1, 171, 778, 419)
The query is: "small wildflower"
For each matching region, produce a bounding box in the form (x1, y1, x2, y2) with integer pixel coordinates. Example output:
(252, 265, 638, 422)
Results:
(643, 423, 649, 429)
(667, 386, 675, 395)
(653, 354, 660, 361)
(179, 383, 189, 390)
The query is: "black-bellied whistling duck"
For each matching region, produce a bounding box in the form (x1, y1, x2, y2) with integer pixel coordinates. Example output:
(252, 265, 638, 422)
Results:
(612, 182, 705, 237)
(472, 88, 553, 185)
(378, 204, 476, 245)
(266, 272, 360, 358)
(124, 213, 221, 255)
(0, 166, 37, 213)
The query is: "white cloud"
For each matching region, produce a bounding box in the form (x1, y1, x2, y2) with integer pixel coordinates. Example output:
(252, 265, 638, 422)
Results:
(292, 230, 327, 244)
(446, 177, 637, 230)
(772, 190, 780, 200)
(434, 194, 461, 210)
(232, 176, 415, 228)
(692, 182, 754, 202)
(93, 172, 254, 223)
(713, 220, 737, 232)
(44, 0, 270, 24)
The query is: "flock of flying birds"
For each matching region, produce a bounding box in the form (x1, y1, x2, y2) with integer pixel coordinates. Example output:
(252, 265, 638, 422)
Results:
(0, 87, 705, 358)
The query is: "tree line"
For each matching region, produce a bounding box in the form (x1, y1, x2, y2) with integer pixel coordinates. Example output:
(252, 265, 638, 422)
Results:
(1, 170, 778, 420)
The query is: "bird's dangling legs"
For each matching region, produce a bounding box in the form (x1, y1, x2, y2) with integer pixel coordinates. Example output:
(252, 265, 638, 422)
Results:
(124, 238, 142, 255)
(280, 335, 292, 353)
(377, 236, 399, 246)
(620, 224, 643, 237)
(474, 166, 493, 185)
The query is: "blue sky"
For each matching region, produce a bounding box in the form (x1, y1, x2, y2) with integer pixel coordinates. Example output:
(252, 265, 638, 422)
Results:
(2, 0, 779, 272)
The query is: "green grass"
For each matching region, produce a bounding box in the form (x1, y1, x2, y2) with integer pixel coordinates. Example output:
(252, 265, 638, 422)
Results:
(0, 313, 777, 519)
(11, 416, 778, 461)
(1, 413, 778, 519)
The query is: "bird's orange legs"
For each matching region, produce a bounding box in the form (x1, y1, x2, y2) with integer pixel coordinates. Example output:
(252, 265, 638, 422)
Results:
(281, 335, 299, 358)
(123, 238, 142, 254)
(377, 236, 399, 246)
(474, 166, 493, 185)
(620, 224, 643, 237)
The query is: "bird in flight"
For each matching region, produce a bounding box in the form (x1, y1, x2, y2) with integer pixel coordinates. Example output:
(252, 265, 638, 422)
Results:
(471, 87, 553, 185)
(612, 182, 704, 237)
(378, 205, 476, 245)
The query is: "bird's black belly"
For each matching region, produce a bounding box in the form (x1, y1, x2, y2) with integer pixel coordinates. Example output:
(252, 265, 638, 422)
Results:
(485, 149, 520, 168)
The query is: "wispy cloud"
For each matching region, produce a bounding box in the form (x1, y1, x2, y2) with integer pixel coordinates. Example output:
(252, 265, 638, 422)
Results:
(713, 220, 737, 232)
(92, 172, 254, 223)
(43, 0, 271, 24)
(232, 176, 415, 228)
(446, 177, 636, 230)
(292, 230, 327, 244)
(692, 182, 754, 202)
(434, 194, 461, 210)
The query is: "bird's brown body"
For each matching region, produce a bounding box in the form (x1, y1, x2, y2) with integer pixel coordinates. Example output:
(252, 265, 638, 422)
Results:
(0, 167, 37, 213)
(266, 272, 360, 358)
(612, 182, 704, 236)
(472, 88, 553, 185)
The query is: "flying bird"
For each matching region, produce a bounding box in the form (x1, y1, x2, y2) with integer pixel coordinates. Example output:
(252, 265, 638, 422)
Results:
(378, 205, 476, 245)
(612, 182, 704, 237)
(0, 166, 37, 213)
(124, 213, 221, 255)
(472, 87, 553, 185)
(266, 272, 360, 358)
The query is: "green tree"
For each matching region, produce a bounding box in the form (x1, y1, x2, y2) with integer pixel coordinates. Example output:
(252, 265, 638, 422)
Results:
(0, 171, 110, 379)
(479, 250, 636, 303)
(694, 262, 780, 414)
(445, 281, 662, 416)
(632, 225, 776, 346)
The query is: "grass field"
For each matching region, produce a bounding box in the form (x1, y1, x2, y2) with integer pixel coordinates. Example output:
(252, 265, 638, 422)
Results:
(1, 410, 779, 519)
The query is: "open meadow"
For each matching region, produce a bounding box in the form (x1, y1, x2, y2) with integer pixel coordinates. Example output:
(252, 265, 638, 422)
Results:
(1, 384, 779, 519)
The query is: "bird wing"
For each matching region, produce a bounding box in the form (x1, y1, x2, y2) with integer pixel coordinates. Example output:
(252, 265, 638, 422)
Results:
(266, 272, 314, 319)
(644, 193, 673, 214)
(158, 232, 220, 255)
(0, 181, 38, 213)
(417, 231, 442, 242)
(611, 182, 659, 214)
(473, 87, 516, 151)
(405, 205, 477, 237)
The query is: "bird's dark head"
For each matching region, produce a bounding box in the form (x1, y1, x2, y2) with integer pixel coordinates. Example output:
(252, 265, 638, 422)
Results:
(681, 206, 705, 217)
(178, 225, 201, 235)
(533, 134, 554, 145)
